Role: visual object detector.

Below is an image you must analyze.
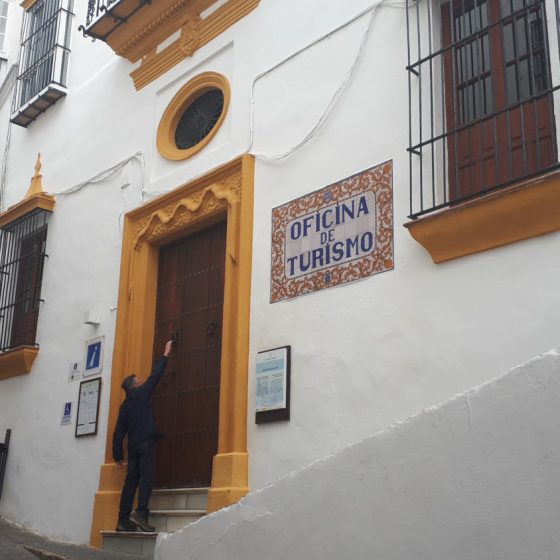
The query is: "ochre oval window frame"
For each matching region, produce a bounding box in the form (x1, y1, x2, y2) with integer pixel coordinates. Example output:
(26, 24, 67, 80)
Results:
(157, 72, 230, 161)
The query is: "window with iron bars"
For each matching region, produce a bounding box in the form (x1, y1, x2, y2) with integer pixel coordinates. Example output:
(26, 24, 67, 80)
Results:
(406, 0, 560, 218)
(0, 210, 49, 353)
(0, 0, 9, 55)
(11, 0, 73, 122)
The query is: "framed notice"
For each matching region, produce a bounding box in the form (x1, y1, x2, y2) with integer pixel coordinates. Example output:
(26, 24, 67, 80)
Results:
(75, 377, 101, 437)
(255, 346, 291, 424)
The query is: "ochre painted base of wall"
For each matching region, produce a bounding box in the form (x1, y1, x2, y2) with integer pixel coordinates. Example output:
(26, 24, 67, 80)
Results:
(207, 487, 251, 513)
(89, 491, 122, 549)
(207, 452, 249, 512)
(405, 170, 560, 263)
(0, 346, 39, 380)
(89, 463, 126, 548)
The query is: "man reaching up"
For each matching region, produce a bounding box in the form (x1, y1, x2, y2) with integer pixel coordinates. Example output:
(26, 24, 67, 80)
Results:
(113, 339, 173, 532)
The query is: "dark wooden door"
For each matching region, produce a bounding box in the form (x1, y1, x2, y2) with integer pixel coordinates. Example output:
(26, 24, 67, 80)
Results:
(442, 0, 556, 200)
(152, 223, 226, 488)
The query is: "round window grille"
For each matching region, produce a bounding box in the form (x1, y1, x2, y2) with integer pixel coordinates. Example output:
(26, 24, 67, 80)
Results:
(175, 89, 225, 150)
(157, 72, 230, 161)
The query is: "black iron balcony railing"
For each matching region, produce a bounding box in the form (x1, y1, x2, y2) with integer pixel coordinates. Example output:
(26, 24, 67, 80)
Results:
(79, 0, 152, 42)
(0, 209, 49, 353)
(10, 0, 73, 127)
(406, 0, 560, 219)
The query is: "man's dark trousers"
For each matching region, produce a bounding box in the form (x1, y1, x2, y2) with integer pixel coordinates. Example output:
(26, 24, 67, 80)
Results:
(118, 439, 155, 523)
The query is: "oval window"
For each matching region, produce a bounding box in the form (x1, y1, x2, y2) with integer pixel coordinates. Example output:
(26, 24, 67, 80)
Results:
(157, 72, 230, 161)
(175, 89, 225, 150)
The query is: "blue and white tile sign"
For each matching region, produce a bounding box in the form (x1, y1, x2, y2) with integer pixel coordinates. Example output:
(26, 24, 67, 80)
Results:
(83, 336, 104, 376)
(271, 161, 394, 302)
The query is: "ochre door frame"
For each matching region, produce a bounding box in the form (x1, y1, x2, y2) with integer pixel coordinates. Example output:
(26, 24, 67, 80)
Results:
(90, 155, 254, 547)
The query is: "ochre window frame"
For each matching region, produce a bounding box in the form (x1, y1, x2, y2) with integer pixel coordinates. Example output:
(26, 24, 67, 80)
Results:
(157, 72, 230, 161)
(0, 155, 54, 380)
(90, 155, 254, 547)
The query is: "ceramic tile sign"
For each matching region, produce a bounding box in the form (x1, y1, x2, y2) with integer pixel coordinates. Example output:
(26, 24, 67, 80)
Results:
(271, 161, 393, 302)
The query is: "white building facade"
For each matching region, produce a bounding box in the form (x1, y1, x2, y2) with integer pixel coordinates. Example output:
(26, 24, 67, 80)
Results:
(0, 0, 558, 550)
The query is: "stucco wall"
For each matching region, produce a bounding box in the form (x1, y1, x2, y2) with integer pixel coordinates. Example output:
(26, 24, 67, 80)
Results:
(0, 0, 559, 545)
(157, 349, 560, 560)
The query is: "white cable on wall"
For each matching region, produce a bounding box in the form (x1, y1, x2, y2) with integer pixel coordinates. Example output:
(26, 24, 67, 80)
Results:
(11, 0, 410, 209)
(145, 0, 409, 197)
(247, 0, 408, 162)
(52, 151, 145, 198)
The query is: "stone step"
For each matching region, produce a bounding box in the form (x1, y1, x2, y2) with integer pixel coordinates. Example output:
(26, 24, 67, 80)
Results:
(149, 509, 206, 532)
(149, 487, 209, 511)
(101, 531, 158, 558)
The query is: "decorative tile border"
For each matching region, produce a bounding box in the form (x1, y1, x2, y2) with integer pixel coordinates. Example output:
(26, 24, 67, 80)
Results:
(271, 161, 393, 302)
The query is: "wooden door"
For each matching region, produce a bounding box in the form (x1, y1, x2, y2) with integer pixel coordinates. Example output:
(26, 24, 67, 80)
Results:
(152, 223, 226, 488)
(441, 0, 556, 200)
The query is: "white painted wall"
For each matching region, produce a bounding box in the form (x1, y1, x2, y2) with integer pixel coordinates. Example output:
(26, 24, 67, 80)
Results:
(0, 0, 558, 546)
(157, 349, 560, 560)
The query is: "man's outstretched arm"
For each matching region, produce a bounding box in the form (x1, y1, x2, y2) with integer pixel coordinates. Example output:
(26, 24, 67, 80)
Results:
(141, 340, 173, 395)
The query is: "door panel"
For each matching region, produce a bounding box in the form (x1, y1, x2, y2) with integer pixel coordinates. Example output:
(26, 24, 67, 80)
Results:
(442, 0, 556, 200)
(153, 222, 226, 488)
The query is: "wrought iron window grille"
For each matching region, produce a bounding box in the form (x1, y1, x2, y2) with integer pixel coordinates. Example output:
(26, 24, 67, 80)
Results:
(10, 0, 73, 128)
(406, 0, 560, 219)
(175, 89, 225, 150)
(0, 209, 49, 353)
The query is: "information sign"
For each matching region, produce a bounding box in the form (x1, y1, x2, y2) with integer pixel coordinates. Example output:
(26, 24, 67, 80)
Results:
(255, 346, 291, 423)
(271, 161, 393, 302)
(83, 336, 104, 376)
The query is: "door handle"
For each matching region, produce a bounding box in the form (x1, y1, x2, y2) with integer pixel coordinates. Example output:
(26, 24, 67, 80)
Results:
(206, 320, 218, 336)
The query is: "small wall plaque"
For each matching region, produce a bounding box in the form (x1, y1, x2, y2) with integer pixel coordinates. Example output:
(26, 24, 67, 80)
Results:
(75, 377, 101, 437)
(255, 346, 291, 423)
(83, 335, 104, 377)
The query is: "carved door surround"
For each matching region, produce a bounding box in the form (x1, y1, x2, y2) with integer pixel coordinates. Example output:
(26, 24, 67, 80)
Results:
(89, 155, 254, 547)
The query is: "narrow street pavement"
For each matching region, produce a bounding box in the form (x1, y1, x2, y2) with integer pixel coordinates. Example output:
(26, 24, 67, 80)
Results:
(0, 518, 142, 560)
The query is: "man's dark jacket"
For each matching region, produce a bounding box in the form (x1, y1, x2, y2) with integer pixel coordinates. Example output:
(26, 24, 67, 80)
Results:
(112, 356, 168, 462)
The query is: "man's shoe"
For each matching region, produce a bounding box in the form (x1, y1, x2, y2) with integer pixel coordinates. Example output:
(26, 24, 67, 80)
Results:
(116, 519, 137, 532)
(130, 511, 156, 532)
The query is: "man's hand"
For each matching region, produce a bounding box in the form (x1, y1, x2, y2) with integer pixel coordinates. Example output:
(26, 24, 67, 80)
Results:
(164, 340, 173, 357)
(116, 461, 124, 470)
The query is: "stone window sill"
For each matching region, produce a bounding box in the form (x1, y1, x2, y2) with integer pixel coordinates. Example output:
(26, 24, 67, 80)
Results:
(0, 346, 39, 380)
(404, 170, 560, 263)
